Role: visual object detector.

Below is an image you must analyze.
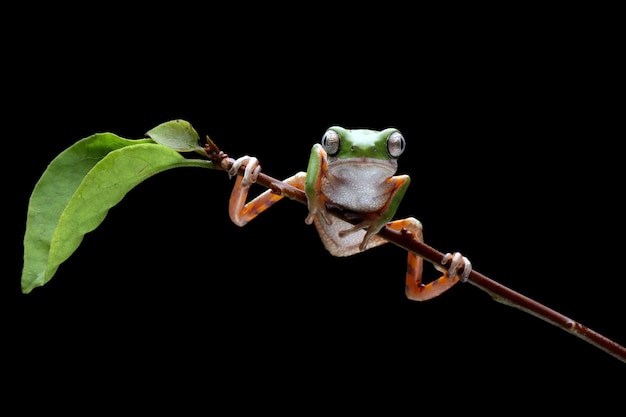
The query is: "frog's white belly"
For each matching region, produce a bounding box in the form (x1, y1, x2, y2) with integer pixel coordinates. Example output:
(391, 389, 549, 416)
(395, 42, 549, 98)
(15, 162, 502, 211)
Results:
(315, 160, 396, 256)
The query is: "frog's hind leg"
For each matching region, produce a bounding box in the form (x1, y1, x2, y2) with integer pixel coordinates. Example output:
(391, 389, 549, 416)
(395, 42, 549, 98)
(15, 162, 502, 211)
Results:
(386, 217, 466, 301)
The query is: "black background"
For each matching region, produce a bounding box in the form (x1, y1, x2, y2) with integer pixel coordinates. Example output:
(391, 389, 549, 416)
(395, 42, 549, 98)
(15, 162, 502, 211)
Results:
(5, 7, 624, 412)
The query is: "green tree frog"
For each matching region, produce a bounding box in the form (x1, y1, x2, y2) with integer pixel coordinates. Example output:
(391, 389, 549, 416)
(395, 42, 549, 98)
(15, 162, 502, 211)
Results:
(228, 126, 471, 301)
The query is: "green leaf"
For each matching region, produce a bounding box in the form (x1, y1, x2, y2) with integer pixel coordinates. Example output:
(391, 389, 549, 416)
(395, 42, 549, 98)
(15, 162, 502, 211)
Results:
(146, 119, 205, 153)
(22, 135, 213, 293)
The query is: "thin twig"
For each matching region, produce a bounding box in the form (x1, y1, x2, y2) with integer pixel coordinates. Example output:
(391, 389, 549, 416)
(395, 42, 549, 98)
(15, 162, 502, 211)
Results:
(205, 141, 626, 363)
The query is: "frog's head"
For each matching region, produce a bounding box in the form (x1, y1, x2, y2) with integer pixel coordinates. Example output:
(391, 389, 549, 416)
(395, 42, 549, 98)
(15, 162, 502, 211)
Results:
(321, 126, 405, 162)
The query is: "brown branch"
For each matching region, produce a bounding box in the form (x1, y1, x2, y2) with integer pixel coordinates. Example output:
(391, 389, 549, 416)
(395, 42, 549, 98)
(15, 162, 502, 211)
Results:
(206, 142, 626, 363)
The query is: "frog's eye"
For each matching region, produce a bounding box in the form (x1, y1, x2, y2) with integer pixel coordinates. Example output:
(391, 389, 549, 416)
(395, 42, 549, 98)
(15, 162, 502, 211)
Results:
(321, 129, 340, 156)
(387, 131, 405, 158)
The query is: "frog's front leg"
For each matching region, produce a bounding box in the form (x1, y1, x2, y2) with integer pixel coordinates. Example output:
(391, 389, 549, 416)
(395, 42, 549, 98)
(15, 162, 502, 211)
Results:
(304, 143, 333, 227)
(228, 156, 306, 226)
(385, 217, 471, 301)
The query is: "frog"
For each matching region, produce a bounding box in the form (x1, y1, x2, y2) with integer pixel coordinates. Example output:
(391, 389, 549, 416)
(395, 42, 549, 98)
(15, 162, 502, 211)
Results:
(227, 126, 471, 301)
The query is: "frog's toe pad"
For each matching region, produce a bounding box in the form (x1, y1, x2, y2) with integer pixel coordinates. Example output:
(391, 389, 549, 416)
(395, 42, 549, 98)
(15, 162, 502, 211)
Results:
(442, 252, 472, 282)
(229, 156, 260, 185)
